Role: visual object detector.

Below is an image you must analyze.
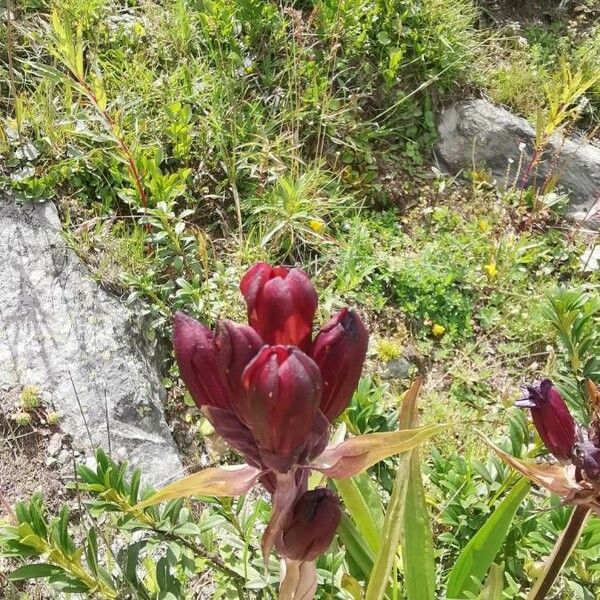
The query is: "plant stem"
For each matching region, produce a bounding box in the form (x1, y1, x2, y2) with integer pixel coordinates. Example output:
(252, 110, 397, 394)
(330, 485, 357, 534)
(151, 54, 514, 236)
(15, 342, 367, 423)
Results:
(527, 505, 591, 600)
(0, 491, 17, 524)
(110, 492, 247, 588)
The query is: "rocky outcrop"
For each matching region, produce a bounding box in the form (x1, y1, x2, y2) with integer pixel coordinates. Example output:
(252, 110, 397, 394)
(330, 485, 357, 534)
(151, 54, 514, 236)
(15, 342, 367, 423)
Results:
(435, 99, 600, 226)
(0, 198, 182, 486)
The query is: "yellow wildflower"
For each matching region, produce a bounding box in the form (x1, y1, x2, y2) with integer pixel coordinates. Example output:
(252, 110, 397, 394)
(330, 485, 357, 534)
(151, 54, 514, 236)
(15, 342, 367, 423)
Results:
(431, 323, 446, 337)
(478, 220, 490, 233)
(309, 219, 325, 233)
(484, 262, 498, 278)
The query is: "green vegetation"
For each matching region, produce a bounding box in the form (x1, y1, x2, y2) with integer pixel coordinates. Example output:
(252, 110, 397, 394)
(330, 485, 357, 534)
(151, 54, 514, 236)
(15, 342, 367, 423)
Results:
(1, 0, 599, 599)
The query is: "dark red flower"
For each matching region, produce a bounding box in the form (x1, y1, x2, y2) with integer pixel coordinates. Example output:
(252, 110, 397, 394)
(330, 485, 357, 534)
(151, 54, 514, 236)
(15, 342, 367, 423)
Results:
(240, 345, 322, 471)
(215, 319, 264, 398)
(173, 312, 231, 411)
(516, 379, 577, 461)
(240, 263, 317, 352)
(312, 308, 368, 421)
(279, 488, 342, 561)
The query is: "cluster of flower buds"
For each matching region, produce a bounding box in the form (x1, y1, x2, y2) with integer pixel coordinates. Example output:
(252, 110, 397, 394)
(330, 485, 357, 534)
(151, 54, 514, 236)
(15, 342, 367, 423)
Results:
(173, 263, 368, 562)
(516, 378, 600, 484)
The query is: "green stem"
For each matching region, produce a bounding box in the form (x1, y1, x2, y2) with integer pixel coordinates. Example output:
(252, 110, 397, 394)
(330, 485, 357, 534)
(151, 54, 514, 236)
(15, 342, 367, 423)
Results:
(527, 505, 590, 600)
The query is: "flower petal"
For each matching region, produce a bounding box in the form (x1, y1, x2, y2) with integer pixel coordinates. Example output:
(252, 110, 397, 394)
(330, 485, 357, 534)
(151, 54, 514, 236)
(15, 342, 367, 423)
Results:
(135, 464, 261, 508)
(173, 311, 231, 410)
(312, 308, 368, 421)
(202, 406, 262, 467)
(310, 424, 445, 479)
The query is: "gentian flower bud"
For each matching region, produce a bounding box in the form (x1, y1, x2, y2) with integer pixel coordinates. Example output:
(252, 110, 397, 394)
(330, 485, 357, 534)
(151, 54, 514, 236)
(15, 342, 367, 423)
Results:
(312, 308, 368, 421)
(516, 379, 576, 461)
(173, 312, 231, 410)
(215, 320, 264, 398)
(279, 488, 342, 561)
(240, 346, 322, 471)
(572, 441, 600, 481)
(240, 263, 318, 352)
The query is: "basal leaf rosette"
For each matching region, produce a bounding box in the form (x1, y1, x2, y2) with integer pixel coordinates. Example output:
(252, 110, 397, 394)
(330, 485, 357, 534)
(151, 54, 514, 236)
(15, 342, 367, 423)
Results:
(136, 263, 443, 598)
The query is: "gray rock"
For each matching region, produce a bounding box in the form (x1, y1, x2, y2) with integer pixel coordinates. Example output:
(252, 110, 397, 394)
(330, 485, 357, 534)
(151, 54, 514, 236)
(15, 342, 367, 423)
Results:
(56, 449, 71, 467)
(47, 432, 64, 457)
(0, 197, 182, 486)
(580, 245, 600, 272)
(380, 358, 412, 381)
(45, 456, 58, 469)
(435, 99, 600, 226)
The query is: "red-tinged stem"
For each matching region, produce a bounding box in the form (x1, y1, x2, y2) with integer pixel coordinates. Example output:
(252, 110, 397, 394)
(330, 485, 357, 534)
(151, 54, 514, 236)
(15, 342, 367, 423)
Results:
(63, 64, 147, 210)
(527, 505, 591, 600)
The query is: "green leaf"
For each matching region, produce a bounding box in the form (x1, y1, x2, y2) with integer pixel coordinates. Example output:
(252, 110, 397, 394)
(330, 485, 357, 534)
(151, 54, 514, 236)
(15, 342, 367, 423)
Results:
(49, 572, 91, 593)
(479, 563, 504, 600)
(403, 449, 435, 600)
(85, 529, 99, 575)
(447, 478, 530, 598)
(364, 451, 412, 600)
(130, 468, 142, 504)
(334, 476, 381, 553)
(156, 556, 172, 592)
(8, 563, 66, 580)
(337, 514, 375, 582)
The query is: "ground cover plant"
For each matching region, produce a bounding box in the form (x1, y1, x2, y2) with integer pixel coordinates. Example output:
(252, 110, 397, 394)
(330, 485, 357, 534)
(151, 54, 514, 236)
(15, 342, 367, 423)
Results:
(1, 0, 600, 599)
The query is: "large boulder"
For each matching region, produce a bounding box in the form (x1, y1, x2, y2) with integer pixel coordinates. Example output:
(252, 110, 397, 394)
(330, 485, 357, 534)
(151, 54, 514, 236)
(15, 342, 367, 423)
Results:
(435, 99, 600, 226)
(0, 198, 182, 486)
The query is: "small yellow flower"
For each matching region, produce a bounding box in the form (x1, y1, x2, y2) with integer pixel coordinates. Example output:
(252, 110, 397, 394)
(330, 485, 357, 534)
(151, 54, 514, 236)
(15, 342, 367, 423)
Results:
(484, 262, 498, 278)
(309, 219, 325, 233)
(431, 324, 446, 337)
(478, 220, 490, 233)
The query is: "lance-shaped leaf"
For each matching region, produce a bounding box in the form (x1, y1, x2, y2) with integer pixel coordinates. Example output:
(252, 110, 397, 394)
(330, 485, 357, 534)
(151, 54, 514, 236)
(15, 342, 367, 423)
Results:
(365, 377, 426, 600)
(401, 380, 436, 600)
(310, 424, 446, 479)
(135, 464, 261, 508)
(479, 433, 600, 511)
(446, 477, 530, 598)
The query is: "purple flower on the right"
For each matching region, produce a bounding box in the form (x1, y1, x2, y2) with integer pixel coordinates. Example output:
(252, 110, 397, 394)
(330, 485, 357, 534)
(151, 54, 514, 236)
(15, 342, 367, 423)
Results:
(516, 379, 576, 461)
(516, 378, 600, 485)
